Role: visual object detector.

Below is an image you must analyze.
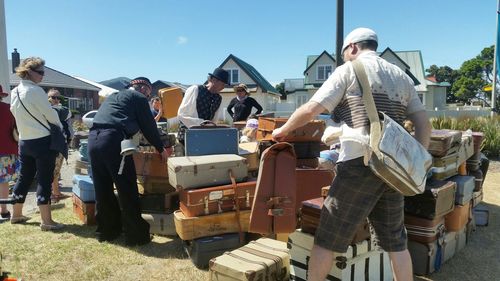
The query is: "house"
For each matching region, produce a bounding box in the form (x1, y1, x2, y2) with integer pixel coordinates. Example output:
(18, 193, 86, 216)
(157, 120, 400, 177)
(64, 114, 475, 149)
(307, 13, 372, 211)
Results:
(217, 54, 281, 120)
(152, 80, 189, 96)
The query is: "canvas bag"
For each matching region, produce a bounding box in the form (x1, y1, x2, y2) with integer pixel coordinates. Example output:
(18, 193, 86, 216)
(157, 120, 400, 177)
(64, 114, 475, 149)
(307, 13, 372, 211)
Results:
(351, 60, 432, 196)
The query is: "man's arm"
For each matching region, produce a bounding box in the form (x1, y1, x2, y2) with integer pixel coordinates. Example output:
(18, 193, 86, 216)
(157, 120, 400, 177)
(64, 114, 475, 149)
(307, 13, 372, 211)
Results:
(272, 101, 327, 141)
(177, 86, 204, 127)
(407, 110, 432, 149)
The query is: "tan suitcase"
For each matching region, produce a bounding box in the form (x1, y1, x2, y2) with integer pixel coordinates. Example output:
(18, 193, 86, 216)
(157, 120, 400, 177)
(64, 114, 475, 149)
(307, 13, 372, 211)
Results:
(238, 142, 259, 172)
(174, 210, 250, 240)
(256, 117, 325, 142)
(158, 87, 183, 119)
(209, 238, 290, 281)
(133, 151, 168, 177)
(136, 175, 175, 195)
(445, 202, 471, 231)
(141, 213, 176, 236)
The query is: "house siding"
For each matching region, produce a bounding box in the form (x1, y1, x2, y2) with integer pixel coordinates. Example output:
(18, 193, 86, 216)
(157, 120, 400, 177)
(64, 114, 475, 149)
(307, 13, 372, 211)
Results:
(305, 55, 335, 85)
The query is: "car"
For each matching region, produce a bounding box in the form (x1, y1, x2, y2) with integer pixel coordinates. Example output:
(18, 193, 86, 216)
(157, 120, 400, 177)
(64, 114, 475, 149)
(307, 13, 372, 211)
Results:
(82, 110, 98, 128)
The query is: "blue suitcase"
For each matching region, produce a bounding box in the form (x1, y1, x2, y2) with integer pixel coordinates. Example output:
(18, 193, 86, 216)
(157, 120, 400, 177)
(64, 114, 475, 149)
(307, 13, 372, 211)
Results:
(185, 127, 239, 156)
(184, 233, 242, 268)
(448, 175, 475, 205)
(72, 175, 95, 202)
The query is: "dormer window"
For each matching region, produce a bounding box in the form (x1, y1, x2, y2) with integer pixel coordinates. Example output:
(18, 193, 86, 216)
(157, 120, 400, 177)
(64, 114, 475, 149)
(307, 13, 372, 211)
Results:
(317, 65, 332, 81)
(227, 69, 240, 85)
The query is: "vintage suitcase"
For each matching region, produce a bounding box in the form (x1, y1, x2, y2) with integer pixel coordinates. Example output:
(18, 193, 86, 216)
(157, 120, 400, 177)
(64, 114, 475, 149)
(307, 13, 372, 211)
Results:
(457, 134, 474, 164)
(168, 155, 248, 190)
(291, 142, 321, 159)
(431, 152, 460, 180)
(141, 212, 176, 236)
(449, 175, 475, 205)
(408, 239, 443, 275)
(238, 142, 259, 172)
(295, 168, 335, 212)
(473, 204, 489, 226)
(443, 230, 457, 263)
(256, 117, 325, 142)
(209, 238, 290, 281)
(468, 169, 484, 192)
(136, 175, 175, 195)
(185, 127, 239, 156)
(300, 197, 371, 244)
(444, 202, 471, 231)
(184, 233, 242, 268)
(471, 191, 483, 208)
(428, 129, 462, 157)
(404, 215, 445, 243)
(133, 151, 168, 177)
(472, 131, 485, 155)
(158, 87, 183, 119)
(249, 143, 297, 234)
(179, 181, 256, 217)
(295, 158, 319, 169)
(72, 175, 95, 202)
(288, 230, 392, 281)
(174, 210, 250, 240)
(72, 194, 96, 225)
(139, 192, 179, 214)
(404, 179, 456, 219)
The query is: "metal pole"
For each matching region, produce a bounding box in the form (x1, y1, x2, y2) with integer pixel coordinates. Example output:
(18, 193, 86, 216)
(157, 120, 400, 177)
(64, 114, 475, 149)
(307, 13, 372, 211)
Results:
(491, 0, 499, 117)
(0, 0, 10, 103)
(336, 0, 344, 66)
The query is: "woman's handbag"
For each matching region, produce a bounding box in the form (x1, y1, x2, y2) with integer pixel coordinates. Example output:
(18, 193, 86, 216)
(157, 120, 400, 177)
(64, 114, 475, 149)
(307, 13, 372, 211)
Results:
(16, 90, 68, 159)
(351, 60, 432, 196)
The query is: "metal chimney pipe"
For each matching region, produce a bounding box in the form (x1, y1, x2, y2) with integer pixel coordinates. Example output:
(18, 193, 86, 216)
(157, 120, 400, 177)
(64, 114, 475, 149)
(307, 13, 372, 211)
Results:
(12, 48, 20, 73)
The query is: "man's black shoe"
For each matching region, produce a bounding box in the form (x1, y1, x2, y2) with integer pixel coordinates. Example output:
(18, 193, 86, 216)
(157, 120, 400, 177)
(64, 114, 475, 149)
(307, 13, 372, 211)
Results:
(98, 232, 121, 242)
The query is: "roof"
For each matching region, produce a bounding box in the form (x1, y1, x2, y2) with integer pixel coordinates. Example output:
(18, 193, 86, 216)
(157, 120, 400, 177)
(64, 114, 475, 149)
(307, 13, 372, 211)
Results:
(153, 80, 190, 92)
(73, 76, 118, 98)
(304, 51, 335, 75)
(391, 50, 427, 92)
(8, 60, 100, 91)
(219, 54, 279, 96)
(99, 77, 131, 90)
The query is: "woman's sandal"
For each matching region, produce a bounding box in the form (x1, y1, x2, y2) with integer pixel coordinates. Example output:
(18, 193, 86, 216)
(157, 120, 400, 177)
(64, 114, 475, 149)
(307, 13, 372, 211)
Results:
(10, 215, 31, 224)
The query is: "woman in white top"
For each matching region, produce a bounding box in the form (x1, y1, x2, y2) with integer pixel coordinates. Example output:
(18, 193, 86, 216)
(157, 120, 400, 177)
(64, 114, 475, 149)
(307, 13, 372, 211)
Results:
(10, 57, 65, 231)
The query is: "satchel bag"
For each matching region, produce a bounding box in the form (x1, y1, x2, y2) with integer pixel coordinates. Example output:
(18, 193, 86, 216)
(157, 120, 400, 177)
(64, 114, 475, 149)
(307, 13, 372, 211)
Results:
(351, 60, 432, 196)
(16, 90, 68, 159)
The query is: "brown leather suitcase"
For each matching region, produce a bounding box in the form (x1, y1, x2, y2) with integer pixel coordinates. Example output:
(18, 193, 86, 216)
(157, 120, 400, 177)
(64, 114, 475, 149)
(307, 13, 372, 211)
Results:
(179, 181, 256, 217)
(133, 151, 168, 177)
(404, 179, 456, 219)
(445, 202, 471, 231)
(428, 129, 462, 157)
(300, 197, 371, 244)
(296, 158, 319, 168)
(72, 194, 96, 225)
(238, 142, 259, 172)
(404, 214, 445, 243)
(136, 175, 175, 195)
(158, 87, 183, 119)
(295, 168, 335, 212)
(249, 142, 297, 234)
(256, 117, 325, 142)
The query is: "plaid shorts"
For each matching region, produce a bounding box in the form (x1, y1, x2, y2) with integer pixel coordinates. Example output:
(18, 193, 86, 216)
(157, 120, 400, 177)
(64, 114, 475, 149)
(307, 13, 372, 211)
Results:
(314, 157, 407, 253)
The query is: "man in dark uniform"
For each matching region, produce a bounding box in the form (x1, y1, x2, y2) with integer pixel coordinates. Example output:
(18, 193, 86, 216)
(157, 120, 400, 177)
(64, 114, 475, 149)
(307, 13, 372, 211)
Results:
(88, 77, 171, 246)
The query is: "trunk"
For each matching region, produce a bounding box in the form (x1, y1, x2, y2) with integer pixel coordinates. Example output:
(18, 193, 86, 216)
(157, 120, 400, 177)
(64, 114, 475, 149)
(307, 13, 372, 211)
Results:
(72, 175, 95, 202)
(133, 151, 168, 177)
(404, 179, 456, 219)
(185, 127, 239, 156)
(428, 129, 462, 157)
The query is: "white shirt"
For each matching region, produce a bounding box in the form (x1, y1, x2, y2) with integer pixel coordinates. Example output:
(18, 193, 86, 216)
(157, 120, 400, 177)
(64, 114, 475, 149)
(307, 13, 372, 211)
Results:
(10, 80, 62, 140)
(177, 85, 222, 127)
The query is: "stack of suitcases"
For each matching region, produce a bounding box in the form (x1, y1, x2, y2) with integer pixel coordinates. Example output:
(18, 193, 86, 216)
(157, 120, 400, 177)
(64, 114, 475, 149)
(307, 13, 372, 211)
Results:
(72, 138, 95, 225)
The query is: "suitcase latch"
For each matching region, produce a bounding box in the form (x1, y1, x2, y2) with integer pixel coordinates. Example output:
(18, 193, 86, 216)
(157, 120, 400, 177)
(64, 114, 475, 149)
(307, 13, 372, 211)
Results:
(204, 196, 209, 215)
(245, 190, 250, 208)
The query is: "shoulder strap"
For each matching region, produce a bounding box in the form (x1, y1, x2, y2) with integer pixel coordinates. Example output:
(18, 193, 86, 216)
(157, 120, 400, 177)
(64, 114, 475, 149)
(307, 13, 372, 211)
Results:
(16, 89, 50, 132)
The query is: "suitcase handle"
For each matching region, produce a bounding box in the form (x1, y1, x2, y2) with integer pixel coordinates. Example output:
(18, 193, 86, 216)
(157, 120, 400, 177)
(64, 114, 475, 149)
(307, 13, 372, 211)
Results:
(268, 208, 293, 217)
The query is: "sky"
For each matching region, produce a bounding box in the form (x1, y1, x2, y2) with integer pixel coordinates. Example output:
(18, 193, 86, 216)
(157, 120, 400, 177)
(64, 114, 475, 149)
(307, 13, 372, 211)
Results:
(4, 0, 498, 86)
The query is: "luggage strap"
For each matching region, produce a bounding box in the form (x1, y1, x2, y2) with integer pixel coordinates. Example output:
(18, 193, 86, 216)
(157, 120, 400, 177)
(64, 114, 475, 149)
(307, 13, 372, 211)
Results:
(267, 208, 294, 217)
(266, 196, 291, 206)
(225, 251, 270, 278)
(239, 246, 286, 281)
(229, 169, 244, 245)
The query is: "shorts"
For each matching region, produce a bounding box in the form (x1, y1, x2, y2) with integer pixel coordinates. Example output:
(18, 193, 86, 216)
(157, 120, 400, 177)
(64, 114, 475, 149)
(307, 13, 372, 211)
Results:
(314, 157, 407, 253)
(0, 154, 20, 184)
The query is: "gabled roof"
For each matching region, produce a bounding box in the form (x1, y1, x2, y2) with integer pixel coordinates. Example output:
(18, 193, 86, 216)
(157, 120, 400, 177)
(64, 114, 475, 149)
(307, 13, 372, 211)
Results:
(392, 50, 427, 92)
(304, 51, 336, 75)
(219, 54, 279, 95)
(8, 60, 100, 91)
(99, 77, 131, 90)
(379, 48, 410, 69)
(153, 80, 190, 92)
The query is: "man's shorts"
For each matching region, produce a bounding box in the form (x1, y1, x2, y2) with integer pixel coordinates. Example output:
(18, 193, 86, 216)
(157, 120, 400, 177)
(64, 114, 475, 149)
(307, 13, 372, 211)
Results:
(314, 157, 407, 253)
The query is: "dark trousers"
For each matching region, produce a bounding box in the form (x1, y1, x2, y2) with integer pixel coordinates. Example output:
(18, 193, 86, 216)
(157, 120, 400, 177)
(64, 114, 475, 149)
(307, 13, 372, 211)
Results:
(88, 128, 149, 243)
(13, 136, 56, 205)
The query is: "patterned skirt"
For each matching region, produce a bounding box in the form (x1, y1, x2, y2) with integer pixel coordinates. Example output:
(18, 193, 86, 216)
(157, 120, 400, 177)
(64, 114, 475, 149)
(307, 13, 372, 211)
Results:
(0, 154, 20, 184)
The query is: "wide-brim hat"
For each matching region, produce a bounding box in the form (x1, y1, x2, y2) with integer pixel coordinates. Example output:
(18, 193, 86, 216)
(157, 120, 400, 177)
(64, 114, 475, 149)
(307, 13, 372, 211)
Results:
(208, 68, 229, 85)
(233, 83, 249, 94)
(0, 85, 8, 97)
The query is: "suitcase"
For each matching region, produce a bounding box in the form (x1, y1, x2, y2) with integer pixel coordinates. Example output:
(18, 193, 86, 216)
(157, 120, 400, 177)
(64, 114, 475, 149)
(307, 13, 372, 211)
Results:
(295, 168, 335, 212)
(428, 129, 462, 157)
(404, 215, 445, 243)
(471, 191, 483, 208)
(139, 192, 179, 214)
(295, 158, 319, 169)
(473, 204, 489, 226)
(238, 142, 259, 172)
(404, 179, 456, 219)
(288, 230, 392, 281)
(79, 140, 89, 162)
(174, 210, 250, 240)
(185, 127, 239, 156)
(407, 239, 443, 275)
(249, 143, 297, 234)
(431, 152, 460, 180)
(179, 181, 256, 217)
(136, 175, 175, 195)
(168, 155, 248, 190)
(444, 202, 471, 231)
(468, 169, 484, 192)
(141, 212, 176, 236)
(209, 238, 290, 281)
(158, 87, 183, 119)
(72, 194, 96, 225)
(256, 117, 325, 142)
(291, 142, 321, 159)
(471, 131, 485, 155)
(184, 233, 242, 268)
(443, 230, 457, 263)
(72, 175, 95, 202)
(457, 134, 474, 164)
(300, 197, 371, 244)
(448, 175, 475, 205)
(133, 151, 168, 177)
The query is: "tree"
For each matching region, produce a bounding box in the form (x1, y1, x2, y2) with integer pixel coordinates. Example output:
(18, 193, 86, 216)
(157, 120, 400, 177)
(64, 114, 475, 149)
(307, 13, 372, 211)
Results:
(275, 82, 286, 100)
(425, 65, 459, 102)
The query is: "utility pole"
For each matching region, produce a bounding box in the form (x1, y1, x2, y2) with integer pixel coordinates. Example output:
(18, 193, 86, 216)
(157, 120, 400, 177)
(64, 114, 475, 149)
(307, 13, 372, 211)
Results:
(335, 0, 344, 67)
(492, 0, 499, 117)
(0, 0, 10, 103)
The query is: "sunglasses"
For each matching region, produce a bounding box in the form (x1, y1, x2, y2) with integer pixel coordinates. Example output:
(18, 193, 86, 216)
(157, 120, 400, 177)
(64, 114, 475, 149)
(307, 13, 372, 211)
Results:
(50, 96, 59, 100)
(32, 69, 45, 76)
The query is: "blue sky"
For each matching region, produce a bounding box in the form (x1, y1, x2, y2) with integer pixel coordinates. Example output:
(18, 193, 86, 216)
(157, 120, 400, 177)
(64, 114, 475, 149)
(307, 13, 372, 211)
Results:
(5, 0, 497, 86)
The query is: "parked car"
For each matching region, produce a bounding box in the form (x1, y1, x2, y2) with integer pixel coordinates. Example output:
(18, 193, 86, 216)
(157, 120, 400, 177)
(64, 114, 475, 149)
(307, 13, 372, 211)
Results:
(82, 110, 98, 128)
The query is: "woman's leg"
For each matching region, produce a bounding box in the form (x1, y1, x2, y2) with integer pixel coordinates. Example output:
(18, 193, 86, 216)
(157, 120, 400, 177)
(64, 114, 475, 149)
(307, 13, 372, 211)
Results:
(0, 182, 9, 215)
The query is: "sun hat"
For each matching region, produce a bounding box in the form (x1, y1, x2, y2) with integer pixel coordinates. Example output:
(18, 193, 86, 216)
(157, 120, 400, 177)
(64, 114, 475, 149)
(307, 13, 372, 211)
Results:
(341, 27, 378, 53)
(246, 118, 259, 129)
(208, 68, 229, 85)
(234, 83, 249, 94)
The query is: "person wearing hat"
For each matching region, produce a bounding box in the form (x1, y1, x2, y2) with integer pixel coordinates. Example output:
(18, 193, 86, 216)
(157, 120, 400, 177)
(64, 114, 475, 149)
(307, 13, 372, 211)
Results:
(239, 117, 259, 143)
(88, 77, 172, 246)
(177, 67, 229, 145)
(0, 85, 20, 221)
(273, 27, 431, 281)
(227, 83, 263, 122)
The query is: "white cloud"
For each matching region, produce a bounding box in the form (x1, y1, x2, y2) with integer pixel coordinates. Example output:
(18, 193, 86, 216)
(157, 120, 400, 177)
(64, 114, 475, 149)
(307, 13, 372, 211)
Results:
(177, 36, 188, 45)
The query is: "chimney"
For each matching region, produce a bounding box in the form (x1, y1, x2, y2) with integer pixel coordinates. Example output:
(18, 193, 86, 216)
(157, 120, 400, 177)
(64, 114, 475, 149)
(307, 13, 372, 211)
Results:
(12, 48, 20, 73)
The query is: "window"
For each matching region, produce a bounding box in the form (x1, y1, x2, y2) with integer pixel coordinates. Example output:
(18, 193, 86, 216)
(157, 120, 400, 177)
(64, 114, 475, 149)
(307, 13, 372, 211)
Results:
(317, 65, 333, 81)
(227, 69, 239, 84)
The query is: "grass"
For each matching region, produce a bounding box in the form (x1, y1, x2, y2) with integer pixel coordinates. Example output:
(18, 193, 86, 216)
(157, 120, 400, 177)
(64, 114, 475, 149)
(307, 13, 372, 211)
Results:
(0, 199, 209, 281)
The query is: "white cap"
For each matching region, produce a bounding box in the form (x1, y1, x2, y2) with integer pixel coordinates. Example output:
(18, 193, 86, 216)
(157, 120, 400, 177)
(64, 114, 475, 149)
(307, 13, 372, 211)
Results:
(341, 27, 378, 52)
